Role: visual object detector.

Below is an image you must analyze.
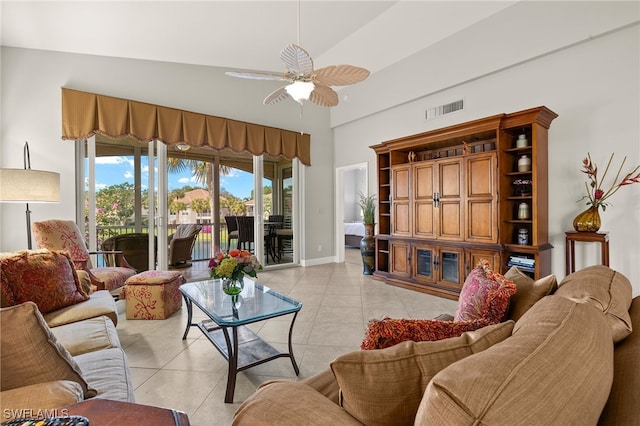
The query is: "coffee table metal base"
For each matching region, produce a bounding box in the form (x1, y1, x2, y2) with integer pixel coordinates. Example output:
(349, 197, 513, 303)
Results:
(181, 297, 300, 403)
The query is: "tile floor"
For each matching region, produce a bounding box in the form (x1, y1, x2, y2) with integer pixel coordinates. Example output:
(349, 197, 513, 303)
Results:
(115, 248, 458, 425)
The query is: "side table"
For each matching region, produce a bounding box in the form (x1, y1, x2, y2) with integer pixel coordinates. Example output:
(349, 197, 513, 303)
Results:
(565, 231, 610, 275)
(64, 399, 190, 426)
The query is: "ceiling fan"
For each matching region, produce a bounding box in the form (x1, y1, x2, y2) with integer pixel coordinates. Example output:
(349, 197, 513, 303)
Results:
(225, 0, 369, 107)
(226, 44, 370, 107)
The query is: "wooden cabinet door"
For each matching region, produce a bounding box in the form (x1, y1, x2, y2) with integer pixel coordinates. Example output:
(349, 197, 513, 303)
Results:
(437, 159, 463, 241)
(466, 153, 498, 243)
(411, 243, 435, 284)
(391, 165, 411, 236)
(465, 249, 501, 277)
(413, 163, 436, 239)
(436, 247, 464, 290)
(389, 241, 411, 278)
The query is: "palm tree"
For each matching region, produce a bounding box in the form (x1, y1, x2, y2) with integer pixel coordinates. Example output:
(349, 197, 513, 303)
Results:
(168, 156, 231, 248)
(191, 197, 210, 221)
(167, 158, 231, 196)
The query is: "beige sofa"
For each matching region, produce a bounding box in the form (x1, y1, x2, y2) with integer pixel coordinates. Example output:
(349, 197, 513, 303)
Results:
(233, 266, 639, 425)
(1, 250, 134, 421)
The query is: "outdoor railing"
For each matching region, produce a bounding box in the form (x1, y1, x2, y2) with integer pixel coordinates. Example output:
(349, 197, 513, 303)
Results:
(93, 221, 227, 266)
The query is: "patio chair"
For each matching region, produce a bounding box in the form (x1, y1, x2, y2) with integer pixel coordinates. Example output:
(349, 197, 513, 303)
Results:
(168, 224, 202, 268)
(276, 216, 293, 259)
(101, 233, 156, 272)
(224, 216, 239, 251)
(236, 216, 254, 252)
(32, 219, 136, 294)
(265, 215, 284, 263)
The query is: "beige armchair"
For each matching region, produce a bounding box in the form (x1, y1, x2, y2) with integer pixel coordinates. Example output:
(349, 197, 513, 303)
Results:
(32, 220, 136, 294)
(168, 224, 202, 268)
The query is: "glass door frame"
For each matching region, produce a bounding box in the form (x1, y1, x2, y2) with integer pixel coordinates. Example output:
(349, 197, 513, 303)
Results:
(79, 140, 302, 270)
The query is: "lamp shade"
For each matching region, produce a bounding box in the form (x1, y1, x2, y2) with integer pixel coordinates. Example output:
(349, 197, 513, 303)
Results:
(0, 169, 60, 202)
(285, 81, 315, 104)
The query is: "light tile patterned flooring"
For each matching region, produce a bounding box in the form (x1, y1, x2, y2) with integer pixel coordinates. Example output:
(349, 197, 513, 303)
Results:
(115, 249, 457, 426)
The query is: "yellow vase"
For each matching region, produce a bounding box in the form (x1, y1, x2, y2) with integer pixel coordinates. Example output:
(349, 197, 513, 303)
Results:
(572, 205, 601, 232)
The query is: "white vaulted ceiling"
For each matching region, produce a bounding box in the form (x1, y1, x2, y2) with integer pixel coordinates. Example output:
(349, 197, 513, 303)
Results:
(0, 1, 516, 77)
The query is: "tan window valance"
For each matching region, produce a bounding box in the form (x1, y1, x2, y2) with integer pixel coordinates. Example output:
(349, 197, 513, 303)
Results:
(61, 88, 311, 166)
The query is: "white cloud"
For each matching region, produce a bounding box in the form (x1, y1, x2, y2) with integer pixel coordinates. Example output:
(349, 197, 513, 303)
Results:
(95, 183, 107, 190)
(178, 177, 190, 184)
(95, 156, 130, 165)
(124, 171, 133, 179)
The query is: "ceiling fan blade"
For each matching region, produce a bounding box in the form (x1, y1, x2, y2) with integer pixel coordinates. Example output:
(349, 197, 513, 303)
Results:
(280, 44, 314, 75)
(313, 65, 370, 86)
(309, 84, 338, 107)
(263, 86, 290, 105)
(225, 71, 290, 82)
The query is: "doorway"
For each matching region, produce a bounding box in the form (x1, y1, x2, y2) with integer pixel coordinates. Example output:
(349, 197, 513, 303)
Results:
(335, 162, 368, 263)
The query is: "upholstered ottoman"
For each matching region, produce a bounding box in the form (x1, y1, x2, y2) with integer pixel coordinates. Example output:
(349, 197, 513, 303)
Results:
(123, 271, 186, 320)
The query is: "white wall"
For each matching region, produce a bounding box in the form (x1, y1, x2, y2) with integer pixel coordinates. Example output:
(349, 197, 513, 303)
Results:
(334, 19, 640, 293)
(0, 47, 334, 261)
(343, 168, 366, 222)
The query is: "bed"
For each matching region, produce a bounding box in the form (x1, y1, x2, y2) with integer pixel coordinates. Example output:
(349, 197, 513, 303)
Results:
(344, 222, 365, 247)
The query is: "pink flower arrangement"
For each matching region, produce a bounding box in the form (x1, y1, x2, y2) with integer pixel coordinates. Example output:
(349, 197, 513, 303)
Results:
(208, 248, 262, 281)
(579, 153, 640, 211)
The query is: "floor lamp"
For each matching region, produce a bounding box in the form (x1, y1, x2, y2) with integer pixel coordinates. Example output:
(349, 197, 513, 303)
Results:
(0, 141, 60, 249)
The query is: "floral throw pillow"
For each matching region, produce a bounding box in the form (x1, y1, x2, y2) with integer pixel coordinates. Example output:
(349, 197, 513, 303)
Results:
(454, 259, 516, 323)
(0, 250, 89, 313)
(361, 317, 493, 350)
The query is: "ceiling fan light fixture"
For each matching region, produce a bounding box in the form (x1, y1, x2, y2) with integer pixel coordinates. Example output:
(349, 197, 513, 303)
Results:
(285, 81, 315, 104)
(176, 142, 191, 151)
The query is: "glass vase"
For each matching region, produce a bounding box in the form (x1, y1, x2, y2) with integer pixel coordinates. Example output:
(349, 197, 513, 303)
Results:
(572, 205, 601, 232)
(222, 277, 244, 296)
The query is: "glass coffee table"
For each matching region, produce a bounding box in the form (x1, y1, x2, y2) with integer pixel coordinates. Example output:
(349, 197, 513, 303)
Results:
(179, 278, 302, 403)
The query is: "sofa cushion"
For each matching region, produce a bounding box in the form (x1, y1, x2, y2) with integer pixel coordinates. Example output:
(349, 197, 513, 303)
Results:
(416, 296, 613, 426)
(0, 380, 84, 421)
(233, 380, 368, 426)
(555, 265, 632, 343)
(454, 259, 516, 323)
(332, 321, 515, 426)
(74, 347, 135, 402)
(43, 290, 118, 327)
(504, 266, 557, 321)
(599, 295, 640, 426)
(0, 302, 96, 399)
(300, 368, 341, 406)
(0, 250, 88, 313)
(361, 317, 494, 350)
(51, 315, 121, 356)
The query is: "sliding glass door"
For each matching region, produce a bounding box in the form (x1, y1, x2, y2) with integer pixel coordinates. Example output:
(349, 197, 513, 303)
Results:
(79, 137, 299, 271)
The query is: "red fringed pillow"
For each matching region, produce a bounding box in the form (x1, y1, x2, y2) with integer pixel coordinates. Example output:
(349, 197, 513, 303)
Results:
(361, 317, 493, 350)
(0, 250, 89, 313)
(454, 260, 516, 323)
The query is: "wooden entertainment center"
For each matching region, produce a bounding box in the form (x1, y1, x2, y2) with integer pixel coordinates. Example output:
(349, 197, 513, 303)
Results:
(371, 106, 558, 300)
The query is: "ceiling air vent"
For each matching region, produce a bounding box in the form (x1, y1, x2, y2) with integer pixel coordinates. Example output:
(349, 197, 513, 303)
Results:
(425, 99, 464, 120)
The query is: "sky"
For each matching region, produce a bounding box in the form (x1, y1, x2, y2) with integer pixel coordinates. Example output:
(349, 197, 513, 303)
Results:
(89, 156, 257, 199)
